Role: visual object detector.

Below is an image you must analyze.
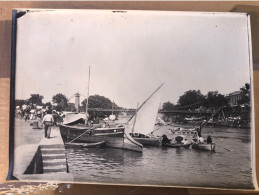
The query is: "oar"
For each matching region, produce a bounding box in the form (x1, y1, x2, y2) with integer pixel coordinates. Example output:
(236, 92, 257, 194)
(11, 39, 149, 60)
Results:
(224, 147, 231, 152)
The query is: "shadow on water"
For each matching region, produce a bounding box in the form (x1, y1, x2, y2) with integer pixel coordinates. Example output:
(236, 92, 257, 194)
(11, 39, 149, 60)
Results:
(66, 147, 143, 167)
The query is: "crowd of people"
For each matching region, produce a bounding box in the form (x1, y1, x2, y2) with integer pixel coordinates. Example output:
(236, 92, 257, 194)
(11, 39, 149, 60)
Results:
(16, 107, 64, 126)
(16, 107, 66, 139)
(161, 123, 213, 146)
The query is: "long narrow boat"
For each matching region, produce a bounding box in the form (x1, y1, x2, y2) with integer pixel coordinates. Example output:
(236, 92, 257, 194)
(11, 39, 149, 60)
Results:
(130, 133, 161, 146)
(192, 143, 216, 152)
(60, 114, 143, 152)
(190, 107, 224, 153)
(163, 143, 191, 149)
(65, 141, 106, 148)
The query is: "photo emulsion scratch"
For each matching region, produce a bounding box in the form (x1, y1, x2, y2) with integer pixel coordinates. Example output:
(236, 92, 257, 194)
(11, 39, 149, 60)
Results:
(8, 9, 257, 190)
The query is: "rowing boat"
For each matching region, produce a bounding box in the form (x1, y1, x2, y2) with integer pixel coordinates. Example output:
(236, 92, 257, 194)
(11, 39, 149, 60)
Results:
(192, 143, 216, 152)
(65, 141, 106, 148)
(162, 143, 191, 149)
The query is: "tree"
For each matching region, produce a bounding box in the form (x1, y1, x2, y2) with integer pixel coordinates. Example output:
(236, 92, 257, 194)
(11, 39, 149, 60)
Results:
(44, 102, 52, 110)
(82, 95, 119, 109)
(240, 83, 250, 94)
(239, 83, 250, 105)
(204, 91, 228, 111)
(28, 94, 44, 105)
(82, 95, 119, 118)
(52, 93, 68, 111)
(162, 101, 175, 111)
(177, 90, 205, 109)
(15, 99, 26, 108)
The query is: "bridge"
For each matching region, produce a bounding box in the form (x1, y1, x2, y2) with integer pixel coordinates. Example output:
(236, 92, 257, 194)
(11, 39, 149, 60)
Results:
(87, 108, 212, 115)
(86, 108, 249, 116)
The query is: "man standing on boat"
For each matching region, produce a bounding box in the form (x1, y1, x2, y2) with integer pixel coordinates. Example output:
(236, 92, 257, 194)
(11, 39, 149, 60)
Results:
(207, 135, 212, 144)
(194, 121, 206, 144)
(42, 110, 54, 138)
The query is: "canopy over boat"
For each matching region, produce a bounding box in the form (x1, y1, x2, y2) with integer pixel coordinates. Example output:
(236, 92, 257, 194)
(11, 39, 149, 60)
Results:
(63, 113, 86, 125)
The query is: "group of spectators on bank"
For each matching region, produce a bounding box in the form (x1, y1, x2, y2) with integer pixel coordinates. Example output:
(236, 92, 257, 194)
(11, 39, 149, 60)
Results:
(16, 106, 64, 126)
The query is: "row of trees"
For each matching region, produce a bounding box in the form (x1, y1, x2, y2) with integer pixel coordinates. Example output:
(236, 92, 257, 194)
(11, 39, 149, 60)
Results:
(15, 83, 250, 113)
(162, 90, 228, 112)
(15, 93, 119, 113)
(162, 83, 250, 112)
(15, 93, 65, 111)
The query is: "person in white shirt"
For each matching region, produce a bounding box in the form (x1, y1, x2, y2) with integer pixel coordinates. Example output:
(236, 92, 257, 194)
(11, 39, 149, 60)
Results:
(182, 139, 189, 144)
(42, 110, 54, 138)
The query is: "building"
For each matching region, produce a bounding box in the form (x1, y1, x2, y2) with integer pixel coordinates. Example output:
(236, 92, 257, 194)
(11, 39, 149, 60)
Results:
(226, 91, 243, 107)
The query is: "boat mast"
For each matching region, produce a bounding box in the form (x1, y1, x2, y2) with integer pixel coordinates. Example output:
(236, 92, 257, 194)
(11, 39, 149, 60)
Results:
(112, 100, 114, 115)
(85, 66, 91, 126)
(131, 103, 139, 135)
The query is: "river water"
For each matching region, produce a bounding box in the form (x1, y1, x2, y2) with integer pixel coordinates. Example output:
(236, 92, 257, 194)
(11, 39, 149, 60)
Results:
(65, 125, 254, 189)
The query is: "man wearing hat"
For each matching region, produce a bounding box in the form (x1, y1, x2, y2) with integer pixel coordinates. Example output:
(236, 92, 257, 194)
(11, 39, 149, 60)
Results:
(42, 110, 54, 138)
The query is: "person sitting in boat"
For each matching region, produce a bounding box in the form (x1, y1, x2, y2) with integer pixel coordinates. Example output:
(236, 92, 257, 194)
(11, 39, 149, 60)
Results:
(175, 136, 183, 144)
(162, 134, 171, 145)
(207, 135, 212, 144)
(198, 136, 204, 144)
(149, 132, 155, 138)
(192, 132, 198, 143)
(182, 139, 189, 145)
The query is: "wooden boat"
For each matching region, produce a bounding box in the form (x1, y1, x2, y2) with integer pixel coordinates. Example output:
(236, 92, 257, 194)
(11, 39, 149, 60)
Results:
(190, 107, 225, 153)
(192, 143, 216, 152)
(126, 83, 164, 146)
(59, 67, 143, 152)
(130, 133, 161, 146)
(162, 143, 191, 149)
(60, 115, 143, 152)
(65, 141, 106, 148)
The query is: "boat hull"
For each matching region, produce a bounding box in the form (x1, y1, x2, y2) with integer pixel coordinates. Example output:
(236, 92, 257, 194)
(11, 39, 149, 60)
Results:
(192, 143, 216, 152)
(65, 141, 106, 148)
(60, 124, 143, 152)
(162, 143, 191, 149)
(133, 137, 161, 146)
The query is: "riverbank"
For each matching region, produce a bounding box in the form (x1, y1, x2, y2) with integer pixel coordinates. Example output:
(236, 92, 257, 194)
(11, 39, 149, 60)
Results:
(13, 118, 73, 181)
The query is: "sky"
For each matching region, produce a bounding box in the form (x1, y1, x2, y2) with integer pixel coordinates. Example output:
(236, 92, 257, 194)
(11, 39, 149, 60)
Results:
(15, 10, 252, 108)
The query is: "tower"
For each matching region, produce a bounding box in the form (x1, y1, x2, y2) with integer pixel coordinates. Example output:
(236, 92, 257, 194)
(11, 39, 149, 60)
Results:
(75, 92, 80, 112)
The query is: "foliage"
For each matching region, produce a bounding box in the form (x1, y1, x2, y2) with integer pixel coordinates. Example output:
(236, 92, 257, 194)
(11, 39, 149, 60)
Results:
(52, 93, 68, 111)
(82, 95, 118, 109)
(240, 83, 250, 94)
(28, 94, 44, 105)
(82, 95, 119, 118)
(162, 101, 175, 111)
(238, 83, 250, 105)
(177, 90, 206, 109)
(204, 91, 228, 110)
(15, 99, 26, 107)
(44, 102, 52, 109)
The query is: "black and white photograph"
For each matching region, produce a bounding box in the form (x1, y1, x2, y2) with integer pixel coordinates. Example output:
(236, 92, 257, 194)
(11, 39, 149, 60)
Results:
(10, 9, 257, 189)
